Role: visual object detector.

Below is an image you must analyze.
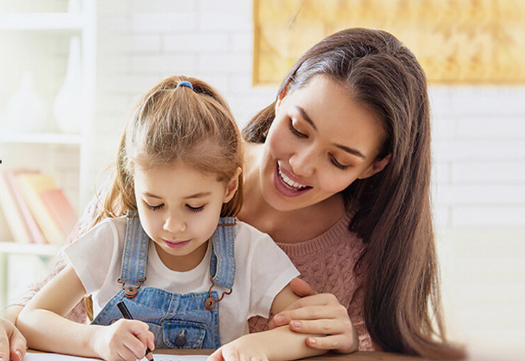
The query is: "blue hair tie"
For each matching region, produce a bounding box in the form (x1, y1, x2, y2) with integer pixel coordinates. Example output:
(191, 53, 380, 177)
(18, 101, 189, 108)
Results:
(177, 80, 193, 90)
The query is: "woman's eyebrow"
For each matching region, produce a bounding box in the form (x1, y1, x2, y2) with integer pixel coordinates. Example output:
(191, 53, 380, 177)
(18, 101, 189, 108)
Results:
(296, 106, 365, 159)
(296, 106, 317, 131)
(335, 144, 365, 159)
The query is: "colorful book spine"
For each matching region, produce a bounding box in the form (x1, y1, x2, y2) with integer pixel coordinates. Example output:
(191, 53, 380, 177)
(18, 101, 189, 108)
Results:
(3, 169, 47, 244)
(0, 170, 33, 243)
(16, 172, 68, 244)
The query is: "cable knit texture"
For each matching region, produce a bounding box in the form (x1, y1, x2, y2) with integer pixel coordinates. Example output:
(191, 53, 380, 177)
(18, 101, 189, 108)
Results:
(248, 205, 373, 351)
(14, 195, 373, 350)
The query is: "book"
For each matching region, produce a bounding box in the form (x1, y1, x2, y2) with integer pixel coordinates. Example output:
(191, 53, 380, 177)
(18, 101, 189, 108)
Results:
(1, 169, 47, 244)
(39, 188, 77, 239)
(16, 172, 75, 244)
(0, 170, 33, 243)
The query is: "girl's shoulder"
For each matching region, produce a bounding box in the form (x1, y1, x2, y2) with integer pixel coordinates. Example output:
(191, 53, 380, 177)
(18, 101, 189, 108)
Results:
(233, 220, 280, 253)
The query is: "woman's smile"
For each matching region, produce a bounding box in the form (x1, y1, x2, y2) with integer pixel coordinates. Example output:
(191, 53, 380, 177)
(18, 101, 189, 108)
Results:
(274, 162, 312, 197)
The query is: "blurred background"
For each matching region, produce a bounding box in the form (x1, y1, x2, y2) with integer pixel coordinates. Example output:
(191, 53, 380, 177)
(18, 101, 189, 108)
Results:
(0, 1, 524, 360)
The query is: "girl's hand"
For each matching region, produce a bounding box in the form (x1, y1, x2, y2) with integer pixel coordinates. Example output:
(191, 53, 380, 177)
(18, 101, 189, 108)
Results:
(0, 317, 26, 361)
(208, 334, 269, 361)
(92, 319, 154, 361)
(268, 278, 358, 354)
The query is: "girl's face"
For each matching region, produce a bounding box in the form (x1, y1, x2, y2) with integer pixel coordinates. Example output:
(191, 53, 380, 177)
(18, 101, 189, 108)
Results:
(134, 160, 238, 271)
(260, 75, 390, 212)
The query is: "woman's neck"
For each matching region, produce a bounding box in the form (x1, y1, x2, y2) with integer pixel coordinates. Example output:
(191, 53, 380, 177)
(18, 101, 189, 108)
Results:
(240, 142, 346, 244)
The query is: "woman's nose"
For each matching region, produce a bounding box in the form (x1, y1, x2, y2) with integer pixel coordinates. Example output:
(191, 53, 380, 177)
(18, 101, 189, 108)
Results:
(163, 214, 186, 233)
(289, 148, 316, 178)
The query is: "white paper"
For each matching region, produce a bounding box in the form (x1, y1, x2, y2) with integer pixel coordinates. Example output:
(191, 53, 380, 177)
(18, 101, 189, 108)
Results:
(25, 353, 209, 361)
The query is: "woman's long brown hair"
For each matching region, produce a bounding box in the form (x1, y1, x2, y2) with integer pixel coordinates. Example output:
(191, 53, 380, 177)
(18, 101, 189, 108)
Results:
(244, 28, 465, 359)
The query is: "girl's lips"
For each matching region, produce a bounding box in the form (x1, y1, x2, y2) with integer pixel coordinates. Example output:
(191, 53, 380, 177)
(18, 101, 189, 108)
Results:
(274, 163, 312, 197)
(163, 239, 191, 249)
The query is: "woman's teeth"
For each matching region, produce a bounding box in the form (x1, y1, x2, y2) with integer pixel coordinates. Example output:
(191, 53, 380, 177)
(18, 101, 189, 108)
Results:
(279, 167, 307, 190)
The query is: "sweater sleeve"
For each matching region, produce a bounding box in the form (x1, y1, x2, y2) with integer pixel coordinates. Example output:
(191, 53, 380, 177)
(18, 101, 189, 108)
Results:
(349, 285, 376, 351)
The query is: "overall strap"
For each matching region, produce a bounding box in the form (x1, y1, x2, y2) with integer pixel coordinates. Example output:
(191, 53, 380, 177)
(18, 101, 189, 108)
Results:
(118, 211, 149, 297)
(209, 217, 236, 289)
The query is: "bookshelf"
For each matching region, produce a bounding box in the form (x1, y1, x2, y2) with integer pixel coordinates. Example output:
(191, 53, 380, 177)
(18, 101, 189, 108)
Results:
(0, 0, 97, 308)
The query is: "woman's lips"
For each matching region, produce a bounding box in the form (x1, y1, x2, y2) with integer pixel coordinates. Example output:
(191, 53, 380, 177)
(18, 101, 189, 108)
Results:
(163, 239, 191, 249)
(274, 163, 311, 197)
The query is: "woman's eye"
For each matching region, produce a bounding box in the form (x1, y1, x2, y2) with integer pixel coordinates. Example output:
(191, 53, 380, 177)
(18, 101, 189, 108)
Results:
(289, 120, 307, 138)
(147, 203, 164, 211)
(187, 205, 205, 213)
(330, 155, 349, 170)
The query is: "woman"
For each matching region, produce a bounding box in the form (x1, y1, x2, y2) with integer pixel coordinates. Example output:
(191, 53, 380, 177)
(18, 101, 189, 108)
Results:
(2, 28, 464, 360)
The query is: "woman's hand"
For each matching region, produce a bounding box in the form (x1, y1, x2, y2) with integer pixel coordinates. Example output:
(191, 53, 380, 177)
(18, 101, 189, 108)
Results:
(91, 319, 155, 361)
(268, 278, 359, 354)
(0, 317, 26, 361)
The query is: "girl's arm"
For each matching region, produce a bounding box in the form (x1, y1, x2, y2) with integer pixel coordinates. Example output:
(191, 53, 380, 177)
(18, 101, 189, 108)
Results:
(0, 306, 26, 361)
(209, 284, 326, 361)
(16, 265, 154, 361)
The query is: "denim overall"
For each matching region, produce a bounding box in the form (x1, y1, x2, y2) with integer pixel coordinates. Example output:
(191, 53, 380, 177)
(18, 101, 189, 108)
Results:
(91, 212, 236, 349)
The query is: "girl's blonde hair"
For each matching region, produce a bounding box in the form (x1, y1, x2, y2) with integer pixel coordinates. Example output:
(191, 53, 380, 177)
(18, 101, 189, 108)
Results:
(93, 76, 243, 225)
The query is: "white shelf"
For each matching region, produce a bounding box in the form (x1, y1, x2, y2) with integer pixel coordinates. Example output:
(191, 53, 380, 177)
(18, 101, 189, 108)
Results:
(0, 1, 97, 309)
(0, 13, 86, 30)
(0, 241, 62, 256)
(0, 132, 82, 145)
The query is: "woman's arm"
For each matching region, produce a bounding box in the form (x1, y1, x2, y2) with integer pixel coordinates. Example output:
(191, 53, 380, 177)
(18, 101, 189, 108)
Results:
(209, 284, 326, 361)
(16, 265, 154, 361)
(268, 278, 359, 353)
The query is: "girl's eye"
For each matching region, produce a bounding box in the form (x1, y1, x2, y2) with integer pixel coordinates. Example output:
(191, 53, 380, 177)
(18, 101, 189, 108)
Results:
(289, 120, 307, 138)
(187, 205, 205, 213)
(330, 154, 349, 170)
(147, 203, 164, 211)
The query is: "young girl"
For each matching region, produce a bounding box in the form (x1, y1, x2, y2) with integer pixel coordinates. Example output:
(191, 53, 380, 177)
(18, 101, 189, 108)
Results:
(16, 76, 323, 361)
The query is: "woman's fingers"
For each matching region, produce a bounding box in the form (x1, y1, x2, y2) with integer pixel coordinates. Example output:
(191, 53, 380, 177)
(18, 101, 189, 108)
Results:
(306, 333, 358, 353)
(270, 296, 346, 328)
(289, 319, 348, 335)
(289, 278, 317, 298)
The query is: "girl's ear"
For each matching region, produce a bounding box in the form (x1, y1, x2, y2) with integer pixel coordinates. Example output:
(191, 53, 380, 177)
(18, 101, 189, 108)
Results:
(358, 154, 391, 180)
(223, 167, 242, 203)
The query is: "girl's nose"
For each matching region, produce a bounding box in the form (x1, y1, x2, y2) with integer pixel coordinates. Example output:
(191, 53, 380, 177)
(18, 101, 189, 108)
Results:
(163, 214, 186, 233)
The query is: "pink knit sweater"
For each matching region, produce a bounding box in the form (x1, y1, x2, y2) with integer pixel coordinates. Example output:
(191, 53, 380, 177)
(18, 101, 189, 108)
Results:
(14, 198, 373, 351)
(248, 206, 373, 351)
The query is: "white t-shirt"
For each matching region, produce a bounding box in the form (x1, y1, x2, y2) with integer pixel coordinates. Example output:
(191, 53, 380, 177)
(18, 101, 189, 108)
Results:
(62, 217, 299, 344)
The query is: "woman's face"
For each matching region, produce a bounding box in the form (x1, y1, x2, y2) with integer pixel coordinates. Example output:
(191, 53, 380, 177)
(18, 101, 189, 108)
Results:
(260, 75, 390, 212)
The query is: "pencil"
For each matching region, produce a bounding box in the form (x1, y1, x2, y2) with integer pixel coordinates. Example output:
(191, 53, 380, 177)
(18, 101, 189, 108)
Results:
(117, 301, 155, 361)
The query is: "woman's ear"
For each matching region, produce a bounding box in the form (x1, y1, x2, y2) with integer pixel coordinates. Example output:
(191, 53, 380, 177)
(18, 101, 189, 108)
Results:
(275, 85, 289, 112)
(223, 167, 242, 203)
(358, 154, 391, 180)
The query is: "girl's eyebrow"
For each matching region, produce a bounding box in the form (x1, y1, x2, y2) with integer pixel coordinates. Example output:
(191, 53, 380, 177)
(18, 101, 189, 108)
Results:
(295, 106, 366, 159)
(143, 192, 161, 199)
(184, 192, 211, 200)
(144, 191, 211, 199)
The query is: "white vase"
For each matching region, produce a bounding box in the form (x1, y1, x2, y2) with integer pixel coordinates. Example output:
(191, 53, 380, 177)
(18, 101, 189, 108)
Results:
(5, 72, 51, 132)
(53, 36, 83, 134)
